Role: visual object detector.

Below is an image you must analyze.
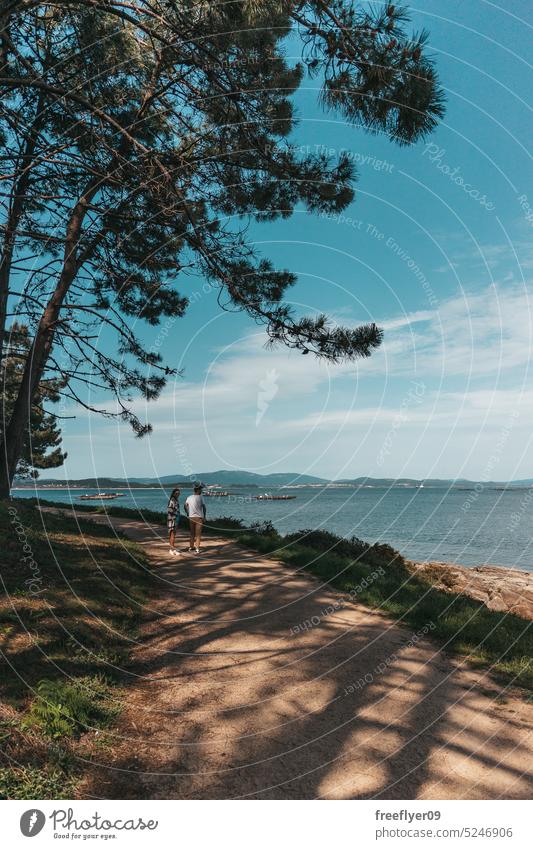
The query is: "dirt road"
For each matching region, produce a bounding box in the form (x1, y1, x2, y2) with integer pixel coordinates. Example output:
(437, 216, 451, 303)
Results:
(69, 514, 532, 800)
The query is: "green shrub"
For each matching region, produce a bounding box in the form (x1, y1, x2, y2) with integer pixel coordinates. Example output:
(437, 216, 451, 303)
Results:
(204, 516, 246, 534)
(23, 676, 117, 739)
(249, 519, 279, 535)
(283, 528, 404, 570)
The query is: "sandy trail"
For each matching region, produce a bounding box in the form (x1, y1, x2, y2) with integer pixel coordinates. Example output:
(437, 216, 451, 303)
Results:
(62, 513, 532, 800)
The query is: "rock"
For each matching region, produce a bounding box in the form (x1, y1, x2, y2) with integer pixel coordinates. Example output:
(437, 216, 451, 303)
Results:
(407, 560, 533, 620)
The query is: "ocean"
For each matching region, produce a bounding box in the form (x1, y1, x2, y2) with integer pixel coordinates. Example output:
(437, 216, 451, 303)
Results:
(13, 484, 533, 571)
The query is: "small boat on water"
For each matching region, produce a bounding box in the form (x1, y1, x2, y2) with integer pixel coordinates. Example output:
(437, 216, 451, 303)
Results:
(204, 491, 232, 497)
(77, 492, 124, 501)
(253, 493, 296, 501)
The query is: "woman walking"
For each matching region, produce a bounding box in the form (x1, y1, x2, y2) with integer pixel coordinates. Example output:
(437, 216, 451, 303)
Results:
(167, 487, 181, 555)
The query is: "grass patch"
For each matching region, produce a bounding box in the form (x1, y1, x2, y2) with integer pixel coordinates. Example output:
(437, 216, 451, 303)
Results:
(0, 499, 151, 798)
(0, 763, 77, 800)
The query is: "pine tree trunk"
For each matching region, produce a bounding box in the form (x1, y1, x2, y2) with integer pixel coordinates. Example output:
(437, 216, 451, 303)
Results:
(0, 454, 12, 499)
(0, 97, 48, 498)
(0, 94, 46, 353)
(0, 191, 91, 497)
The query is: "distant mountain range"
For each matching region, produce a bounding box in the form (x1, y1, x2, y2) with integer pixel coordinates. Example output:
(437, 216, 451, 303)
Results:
(13, 470, 328, 489)
(155, 470, 328, 486)
(12, 469, 533, 489)
(337, 476, 533, 487)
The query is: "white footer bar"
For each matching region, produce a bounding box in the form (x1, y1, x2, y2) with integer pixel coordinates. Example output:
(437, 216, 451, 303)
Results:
(2, 799, 531, 848)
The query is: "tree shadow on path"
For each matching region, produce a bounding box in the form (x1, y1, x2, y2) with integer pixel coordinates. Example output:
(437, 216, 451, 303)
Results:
(78, 519, 533, 800)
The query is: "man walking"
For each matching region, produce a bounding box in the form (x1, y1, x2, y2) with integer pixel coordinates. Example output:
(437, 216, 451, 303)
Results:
(184, 484, 206, 554)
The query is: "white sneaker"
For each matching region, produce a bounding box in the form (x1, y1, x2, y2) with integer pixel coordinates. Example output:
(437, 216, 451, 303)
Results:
(173, 548, 180, 556)
(195, 547, 200, 555)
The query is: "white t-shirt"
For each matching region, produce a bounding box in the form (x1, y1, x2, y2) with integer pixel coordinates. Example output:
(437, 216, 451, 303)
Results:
(185, 494, 205, 518)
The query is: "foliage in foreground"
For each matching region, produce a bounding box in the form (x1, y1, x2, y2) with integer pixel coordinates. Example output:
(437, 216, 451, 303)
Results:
(0, 500, 150, 798)
(22, 676, 118, 740)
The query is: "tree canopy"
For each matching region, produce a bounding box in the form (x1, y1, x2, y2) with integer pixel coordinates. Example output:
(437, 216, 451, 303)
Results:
(0, 1, 444, 494)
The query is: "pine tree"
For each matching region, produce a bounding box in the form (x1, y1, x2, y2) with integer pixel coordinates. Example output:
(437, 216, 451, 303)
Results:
(0, 2, 444, 495)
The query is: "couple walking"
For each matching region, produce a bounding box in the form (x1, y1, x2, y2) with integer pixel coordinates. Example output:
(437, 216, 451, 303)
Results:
(167, 484, 206, 556)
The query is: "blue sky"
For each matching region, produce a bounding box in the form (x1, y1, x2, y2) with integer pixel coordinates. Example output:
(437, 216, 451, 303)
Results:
(58, 0, 533, 481)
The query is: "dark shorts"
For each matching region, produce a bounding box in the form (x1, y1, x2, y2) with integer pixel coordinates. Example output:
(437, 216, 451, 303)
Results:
(167, 513, 178, 530)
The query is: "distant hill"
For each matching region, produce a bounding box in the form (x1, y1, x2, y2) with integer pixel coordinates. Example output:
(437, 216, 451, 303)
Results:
(13, 470, 329, 488)
(338, 477, 533, 489)
(338, 477, 469, 487)
(13, 477, 152, 489)
(338, 477, 532, 488)
(155, 470, 329, 486)
(13, 470, 533, 489)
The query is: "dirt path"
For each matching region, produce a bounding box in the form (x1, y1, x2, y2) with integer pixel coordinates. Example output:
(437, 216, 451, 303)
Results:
(64, 513, 532, 800)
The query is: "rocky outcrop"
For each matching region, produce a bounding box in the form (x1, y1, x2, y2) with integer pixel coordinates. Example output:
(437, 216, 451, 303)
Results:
(408, 561, 533, 621)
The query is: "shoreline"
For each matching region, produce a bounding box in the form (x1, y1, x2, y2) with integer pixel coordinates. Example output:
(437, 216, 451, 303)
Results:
(12, 484, 533, 491)
(408, 560, 533, 620)
(10, 491, 533, 577)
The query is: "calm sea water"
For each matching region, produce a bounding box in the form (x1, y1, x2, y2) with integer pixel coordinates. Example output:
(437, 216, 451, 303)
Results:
(13, 484, 533, 571)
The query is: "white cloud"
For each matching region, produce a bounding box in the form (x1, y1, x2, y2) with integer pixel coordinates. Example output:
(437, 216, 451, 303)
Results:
(114, 282, 533, 436)
(59, 281, 533, 479)
(358, 280, 533, 379)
